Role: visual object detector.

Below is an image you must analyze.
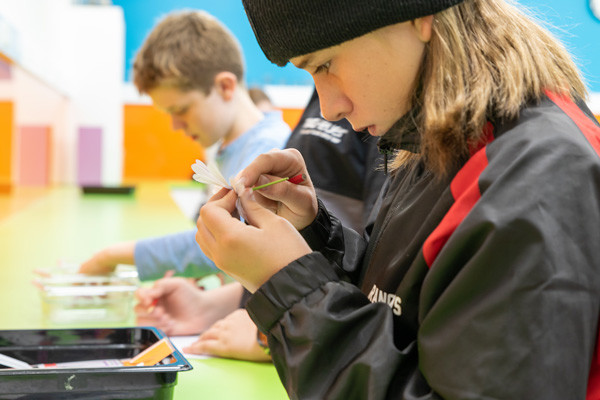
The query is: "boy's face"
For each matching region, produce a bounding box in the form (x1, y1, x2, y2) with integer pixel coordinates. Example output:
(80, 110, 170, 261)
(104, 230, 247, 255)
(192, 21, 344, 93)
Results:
(290, 20, 427, 137)
(148, 85, 229, 148)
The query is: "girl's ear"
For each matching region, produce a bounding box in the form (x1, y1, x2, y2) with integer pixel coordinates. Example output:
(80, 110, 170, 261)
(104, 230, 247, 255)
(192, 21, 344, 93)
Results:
(413, 15, 434, 43)
(213, 71, 238, 101)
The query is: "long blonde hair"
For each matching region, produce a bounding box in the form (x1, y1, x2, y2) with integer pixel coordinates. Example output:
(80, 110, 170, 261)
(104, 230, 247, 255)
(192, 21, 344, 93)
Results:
(393, 0, 587, 175)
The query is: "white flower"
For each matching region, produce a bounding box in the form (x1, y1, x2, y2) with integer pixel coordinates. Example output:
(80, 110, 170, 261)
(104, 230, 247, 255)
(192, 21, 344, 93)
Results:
(191, 160, 230, 189)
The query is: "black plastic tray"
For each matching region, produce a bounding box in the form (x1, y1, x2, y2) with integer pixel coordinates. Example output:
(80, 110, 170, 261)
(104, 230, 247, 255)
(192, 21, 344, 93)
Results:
(0, 327, 192, 399)
(81, 186, 135, 195)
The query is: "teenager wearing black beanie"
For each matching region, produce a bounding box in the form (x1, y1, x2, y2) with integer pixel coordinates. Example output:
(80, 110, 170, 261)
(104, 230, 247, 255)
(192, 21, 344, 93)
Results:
(196, 1, 600, 398)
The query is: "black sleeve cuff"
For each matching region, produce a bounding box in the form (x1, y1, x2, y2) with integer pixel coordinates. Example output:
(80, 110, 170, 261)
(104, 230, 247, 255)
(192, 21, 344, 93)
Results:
(298, 198, 333, 251)
(246, 252, 342, 332)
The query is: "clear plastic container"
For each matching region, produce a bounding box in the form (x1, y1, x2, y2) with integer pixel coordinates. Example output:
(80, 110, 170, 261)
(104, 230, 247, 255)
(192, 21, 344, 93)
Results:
(36, 265, 140, 325)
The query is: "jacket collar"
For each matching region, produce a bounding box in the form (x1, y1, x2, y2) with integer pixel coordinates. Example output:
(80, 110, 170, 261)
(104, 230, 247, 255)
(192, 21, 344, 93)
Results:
(377, 108, 421, 156)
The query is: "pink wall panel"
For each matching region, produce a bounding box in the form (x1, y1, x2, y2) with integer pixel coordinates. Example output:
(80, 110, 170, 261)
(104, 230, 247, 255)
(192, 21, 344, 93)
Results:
(0, 58, 11, 80)
(18, 126, 51, 185)
(77, 126, 102, 185)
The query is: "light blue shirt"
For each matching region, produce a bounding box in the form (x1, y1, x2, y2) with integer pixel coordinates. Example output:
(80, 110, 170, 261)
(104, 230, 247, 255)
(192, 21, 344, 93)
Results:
(134, 111, 291, 281)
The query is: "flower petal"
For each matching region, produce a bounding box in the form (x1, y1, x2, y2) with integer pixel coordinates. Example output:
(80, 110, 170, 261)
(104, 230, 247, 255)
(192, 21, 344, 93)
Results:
(190, 160, 231, 188)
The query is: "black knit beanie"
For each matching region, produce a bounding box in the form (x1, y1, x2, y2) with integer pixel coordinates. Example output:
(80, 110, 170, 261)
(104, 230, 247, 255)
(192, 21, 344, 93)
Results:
(242, 0, 466, 66)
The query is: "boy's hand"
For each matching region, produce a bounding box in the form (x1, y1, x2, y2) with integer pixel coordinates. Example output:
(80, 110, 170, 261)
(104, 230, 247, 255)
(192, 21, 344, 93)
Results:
(135, 277, 225, 336)
(184, 309, 271, 362)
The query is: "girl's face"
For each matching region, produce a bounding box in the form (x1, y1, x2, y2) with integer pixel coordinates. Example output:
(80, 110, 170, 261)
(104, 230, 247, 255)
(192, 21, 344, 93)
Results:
(291, 19, 431, 137)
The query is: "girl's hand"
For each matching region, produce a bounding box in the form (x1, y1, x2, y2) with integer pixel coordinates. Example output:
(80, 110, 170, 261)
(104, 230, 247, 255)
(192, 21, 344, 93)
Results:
(232, 149, 318, 230)
(196, 187, 311, 293)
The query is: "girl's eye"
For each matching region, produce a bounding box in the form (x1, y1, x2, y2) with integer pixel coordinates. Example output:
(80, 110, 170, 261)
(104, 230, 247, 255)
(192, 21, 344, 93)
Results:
(314, 62, 331, 74)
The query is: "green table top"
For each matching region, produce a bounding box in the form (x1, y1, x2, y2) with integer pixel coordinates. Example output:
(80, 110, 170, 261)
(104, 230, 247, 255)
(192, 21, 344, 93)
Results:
(0, 183, 288, 399)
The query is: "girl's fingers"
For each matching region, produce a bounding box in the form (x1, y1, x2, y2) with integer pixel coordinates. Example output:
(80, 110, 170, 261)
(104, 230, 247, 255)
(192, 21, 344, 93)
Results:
(199, 191, 248, 239)
(194, 225, 214, 261)
(210, 186, 234, 200)
(237, 189, 283, 228)
(233, 149, 307, 189)
(196, 189, 242, 257)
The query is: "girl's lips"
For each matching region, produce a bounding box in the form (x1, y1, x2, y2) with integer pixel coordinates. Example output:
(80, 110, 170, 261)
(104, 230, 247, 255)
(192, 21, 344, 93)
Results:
(353, 123, 377, 136)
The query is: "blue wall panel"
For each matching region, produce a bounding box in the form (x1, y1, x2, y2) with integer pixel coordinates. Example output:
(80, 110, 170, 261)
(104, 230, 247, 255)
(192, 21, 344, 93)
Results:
(517, 0, 600, 91)
(112, 0, 311, 86)
(113, 0, 600, 91)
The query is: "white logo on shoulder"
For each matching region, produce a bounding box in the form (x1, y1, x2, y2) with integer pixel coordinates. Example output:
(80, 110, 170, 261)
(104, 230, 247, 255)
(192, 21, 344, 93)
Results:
(299, 117, 348, 144)
(367, 284, 402, 316)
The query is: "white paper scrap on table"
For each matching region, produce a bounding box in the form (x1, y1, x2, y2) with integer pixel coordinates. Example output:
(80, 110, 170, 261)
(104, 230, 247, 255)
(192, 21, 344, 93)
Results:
(169, 335, 212, 360)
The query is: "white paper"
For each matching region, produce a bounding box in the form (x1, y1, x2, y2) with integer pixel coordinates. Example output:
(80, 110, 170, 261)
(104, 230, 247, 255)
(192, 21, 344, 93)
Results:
(0, 353, 32, 369)
(169, 335, 212, 360)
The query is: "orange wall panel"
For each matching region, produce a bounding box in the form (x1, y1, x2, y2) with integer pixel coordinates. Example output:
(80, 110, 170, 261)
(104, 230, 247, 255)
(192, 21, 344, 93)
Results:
(123, 105, 306, 182)
(281, 108, 304, 130)
(123, 104, 205, 181)
(0, 101, 14, 186)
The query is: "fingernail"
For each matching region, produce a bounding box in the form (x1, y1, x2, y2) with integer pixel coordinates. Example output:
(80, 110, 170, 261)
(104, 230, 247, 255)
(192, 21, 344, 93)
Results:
(231, 176, 246, 194)
(242, 188, 255, 201)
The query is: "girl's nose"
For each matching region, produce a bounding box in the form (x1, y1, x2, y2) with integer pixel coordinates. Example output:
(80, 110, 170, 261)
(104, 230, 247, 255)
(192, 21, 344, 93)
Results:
(314, 79, 351, 122)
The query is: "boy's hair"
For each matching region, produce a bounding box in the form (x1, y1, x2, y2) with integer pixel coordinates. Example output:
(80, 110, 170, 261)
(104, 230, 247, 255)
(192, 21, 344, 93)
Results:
(133, 11, 245, 94)
(393, 0, 587, 175)
(248, 87, 272, 105)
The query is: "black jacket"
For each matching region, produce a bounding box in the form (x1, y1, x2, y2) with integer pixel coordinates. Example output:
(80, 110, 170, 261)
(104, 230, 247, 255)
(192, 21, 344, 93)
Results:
(247, 93, 600, 399)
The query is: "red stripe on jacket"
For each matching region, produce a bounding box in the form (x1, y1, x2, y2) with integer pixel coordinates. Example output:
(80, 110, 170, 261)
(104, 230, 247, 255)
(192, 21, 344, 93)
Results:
(546, 91, 600, 156)
(545, 91, 600, 400)
(422, 136, 491, 268)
